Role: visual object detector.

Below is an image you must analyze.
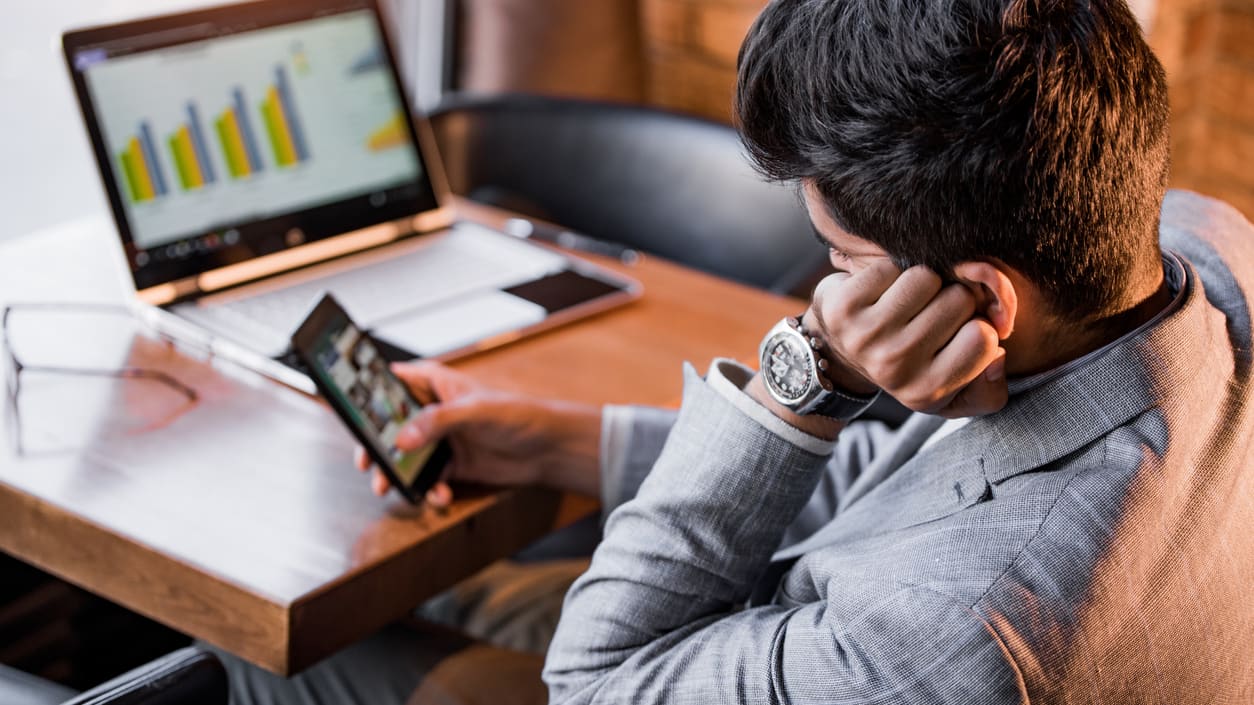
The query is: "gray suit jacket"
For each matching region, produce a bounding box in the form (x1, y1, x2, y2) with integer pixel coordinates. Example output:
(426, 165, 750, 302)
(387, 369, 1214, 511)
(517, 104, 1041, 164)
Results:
(543, 191, 1254, 704)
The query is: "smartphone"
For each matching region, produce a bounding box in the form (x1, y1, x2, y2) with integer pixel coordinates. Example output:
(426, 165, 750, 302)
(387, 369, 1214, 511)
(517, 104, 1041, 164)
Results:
(291, 293, 451, 503)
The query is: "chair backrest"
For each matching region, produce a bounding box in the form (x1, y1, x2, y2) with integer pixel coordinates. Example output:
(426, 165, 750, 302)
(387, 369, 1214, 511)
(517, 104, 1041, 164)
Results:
(65, 647, 226, 705)
(427, 93, 827, 295)
(0, 647, 226, 705)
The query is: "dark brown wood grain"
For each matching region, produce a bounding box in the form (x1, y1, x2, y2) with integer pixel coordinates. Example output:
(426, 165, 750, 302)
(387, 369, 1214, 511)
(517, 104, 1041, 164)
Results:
(0, 203, 801, 674)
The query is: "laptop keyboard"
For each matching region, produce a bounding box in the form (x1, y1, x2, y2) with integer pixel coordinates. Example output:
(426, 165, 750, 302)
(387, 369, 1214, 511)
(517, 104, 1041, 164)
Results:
(178, 223, 568, 354)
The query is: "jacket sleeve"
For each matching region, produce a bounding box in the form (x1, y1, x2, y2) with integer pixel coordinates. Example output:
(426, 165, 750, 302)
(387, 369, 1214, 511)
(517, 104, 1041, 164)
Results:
(598, 371, 905, 538)
(546, 361, 1023, 704)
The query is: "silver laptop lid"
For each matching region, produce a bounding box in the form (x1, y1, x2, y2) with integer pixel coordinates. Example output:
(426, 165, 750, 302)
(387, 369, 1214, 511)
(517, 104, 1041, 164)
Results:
(63, 0, 454, 305)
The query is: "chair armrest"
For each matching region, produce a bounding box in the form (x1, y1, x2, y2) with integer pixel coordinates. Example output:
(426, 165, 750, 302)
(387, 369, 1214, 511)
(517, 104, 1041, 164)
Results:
(64, 647, 227, 705)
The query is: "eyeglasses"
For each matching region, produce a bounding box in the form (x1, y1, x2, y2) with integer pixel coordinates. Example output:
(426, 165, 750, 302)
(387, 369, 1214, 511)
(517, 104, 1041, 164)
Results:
(3, 303, 198, 455)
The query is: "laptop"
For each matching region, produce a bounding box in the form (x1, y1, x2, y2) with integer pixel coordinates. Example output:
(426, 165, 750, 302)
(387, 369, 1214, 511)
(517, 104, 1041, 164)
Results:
(61, 0, 641, 393)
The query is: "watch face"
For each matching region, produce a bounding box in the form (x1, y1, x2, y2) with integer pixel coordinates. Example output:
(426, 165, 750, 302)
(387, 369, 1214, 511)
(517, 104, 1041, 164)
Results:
(763, 332, 813, 403)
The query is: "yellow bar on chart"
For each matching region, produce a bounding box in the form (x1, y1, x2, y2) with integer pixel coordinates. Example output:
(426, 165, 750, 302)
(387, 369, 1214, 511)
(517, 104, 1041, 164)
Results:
(218, 108, 252, 178)
(263, 86, 298, 167)
(175, 126, 205, 188)
(127, 137, 156, 202)
(119, 149, 143, 203)
(366, 112, 408, 152)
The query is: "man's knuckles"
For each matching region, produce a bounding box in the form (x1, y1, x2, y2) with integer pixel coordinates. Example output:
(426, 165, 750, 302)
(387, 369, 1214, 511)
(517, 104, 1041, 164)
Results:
(936, 284, 978, 317)
(860, 346, 914, 387)
(813, 283, 860, 324)
(955, 319, 1002, 357)
(895, 379, 959, 412)
(881, 267, 943, 310)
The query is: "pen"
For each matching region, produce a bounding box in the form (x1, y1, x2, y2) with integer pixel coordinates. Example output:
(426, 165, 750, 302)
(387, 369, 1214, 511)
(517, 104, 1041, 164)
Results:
(503, 218, 641, 265)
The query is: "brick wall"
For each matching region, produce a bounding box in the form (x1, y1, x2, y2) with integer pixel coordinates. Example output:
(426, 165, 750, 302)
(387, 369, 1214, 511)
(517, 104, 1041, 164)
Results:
(639, 0, 766, 121)
(457, 0, 1253, 217)
(1149, 0, 1254, 218)
(635, 0, 1254, 218)
(457, 0, 645, 102)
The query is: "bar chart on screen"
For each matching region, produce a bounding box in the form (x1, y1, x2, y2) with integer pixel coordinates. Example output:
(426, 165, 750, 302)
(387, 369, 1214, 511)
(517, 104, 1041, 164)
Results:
(117, 123, 168, 204)
(260, 65, 311, 168)
(215, 88, 266, 180)
(80, 10, 422, 250)
(112, 65, 309, 204)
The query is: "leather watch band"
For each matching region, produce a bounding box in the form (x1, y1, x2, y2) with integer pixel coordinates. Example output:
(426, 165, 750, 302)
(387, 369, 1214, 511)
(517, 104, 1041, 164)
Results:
(790, 316, 880, 420)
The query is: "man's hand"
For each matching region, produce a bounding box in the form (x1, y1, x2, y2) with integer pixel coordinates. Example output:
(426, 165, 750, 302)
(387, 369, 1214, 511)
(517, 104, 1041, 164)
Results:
(807, 261, 1008, 419)
(354, 361, 603, 506)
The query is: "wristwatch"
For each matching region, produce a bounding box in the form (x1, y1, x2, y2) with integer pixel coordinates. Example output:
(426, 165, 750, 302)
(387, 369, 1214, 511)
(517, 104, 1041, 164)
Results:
(758, 315, 880, 421)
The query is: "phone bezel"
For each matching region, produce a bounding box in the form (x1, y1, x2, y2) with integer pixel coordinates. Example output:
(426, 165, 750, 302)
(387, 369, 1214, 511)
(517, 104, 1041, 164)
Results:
(291, 293, 451, 504)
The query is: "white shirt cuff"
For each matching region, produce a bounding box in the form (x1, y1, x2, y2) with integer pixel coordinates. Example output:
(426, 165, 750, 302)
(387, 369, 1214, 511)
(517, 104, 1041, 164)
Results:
(704, 358, 838, 457)
(599, 404, 634, 512)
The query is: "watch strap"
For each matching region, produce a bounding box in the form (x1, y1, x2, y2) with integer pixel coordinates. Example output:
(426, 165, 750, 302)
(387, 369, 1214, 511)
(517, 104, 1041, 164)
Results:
(789, 315, 881, 421)
(807, 383, 881, 420)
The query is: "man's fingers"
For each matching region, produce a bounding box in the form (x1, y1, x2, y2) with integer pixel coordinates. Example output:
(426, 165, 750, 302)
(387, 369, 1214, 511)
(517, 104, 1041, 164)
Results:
(848, 259, 906, 306)
(804, 257, 1007, 419)
(371, 469, 389, 496)
(391, 359, 448, 381)
(395, 398, 482, 451)
(425, 481, 454, 508)
(939, 349, 1009, 418)
(902, 284, 977, 355)
(811, 260, 901, 333)
(390, 361, 439, 403)
(892, 318, 1000, 412)
(391, 361, 478, 405)
(871, 266, 944, 328)
(368, 464, 458, 505)
(354, 446, 370, 472)
(926, 318, 1003, 396)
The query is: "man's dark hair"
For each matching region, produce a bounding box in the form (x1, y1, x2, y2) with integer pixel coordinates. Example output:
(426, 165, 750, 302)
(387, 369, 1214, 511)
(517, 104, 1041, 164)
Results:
(737, 0, 1170, 322)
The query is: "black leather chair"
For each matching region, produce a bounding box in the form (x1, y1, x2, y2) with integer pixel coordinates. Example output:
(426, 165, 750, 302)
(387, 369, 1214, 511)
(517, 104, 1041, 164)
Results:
(427, 92, 912, 427)
(427, 93, 829, 296)
(0, 647, 227, 705)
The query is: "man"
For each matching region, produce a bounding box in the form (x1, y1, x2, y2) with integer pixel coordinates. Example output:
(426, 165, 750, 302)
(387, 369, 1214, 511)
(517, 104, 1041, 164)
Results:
(221, 0, 1254, 702)
(540, 0, 1253, 700)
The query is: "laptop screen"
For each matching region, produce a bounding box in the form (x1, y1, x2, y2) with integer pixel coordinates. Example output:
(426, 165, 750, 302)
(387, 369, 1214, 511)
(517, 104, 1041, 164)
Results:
(64, 0, 441, 291)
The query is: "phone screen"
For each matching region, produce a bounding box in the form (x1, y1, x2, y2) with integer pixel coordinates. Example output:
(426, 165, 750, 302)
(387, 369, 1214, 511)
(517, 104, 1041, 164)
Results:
(293, 296, 448, 499)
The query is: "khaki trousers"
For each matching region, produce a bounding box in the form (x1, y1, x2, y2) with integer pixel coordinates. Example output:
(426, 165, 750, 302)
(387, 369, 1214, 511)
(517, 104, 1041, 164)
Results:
(211, 558, 589, 705)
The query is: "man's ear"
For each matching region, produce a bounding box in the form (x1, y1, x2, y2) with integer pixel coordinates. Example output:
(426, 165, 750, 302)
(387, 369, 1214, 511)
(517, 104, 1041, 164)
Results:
(951, 261, 1017, 340)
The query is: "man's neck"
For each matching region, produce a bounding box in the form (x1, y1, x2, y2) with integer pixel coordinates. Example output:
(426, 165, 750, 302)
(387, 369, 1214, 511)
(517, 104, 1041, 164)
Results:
(1005, 267, 1173, 378)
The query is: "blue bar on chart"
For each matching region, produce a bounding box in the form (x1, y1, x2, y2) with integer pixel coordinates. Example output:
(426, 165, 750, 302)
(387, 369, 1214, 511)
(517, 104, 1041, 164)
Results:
(137, 121, 169, 196)
(185, 102, 217, 184)
(232, 87, 264, 172)
(274, 65, 310, 161)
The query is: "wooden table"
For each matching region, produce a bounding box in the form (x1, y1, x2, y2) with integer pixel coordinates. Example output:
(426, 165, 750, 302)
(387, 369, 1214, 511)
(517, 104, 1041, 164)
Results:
(0, 208, 801, 675)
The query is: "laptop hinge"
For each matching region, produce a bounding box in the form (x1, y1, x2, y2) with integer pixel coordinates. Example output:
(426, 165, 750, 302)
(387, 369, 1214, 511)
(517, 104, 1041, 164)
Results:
(135, 207, 457, 306)
(137, 277, 202, 307)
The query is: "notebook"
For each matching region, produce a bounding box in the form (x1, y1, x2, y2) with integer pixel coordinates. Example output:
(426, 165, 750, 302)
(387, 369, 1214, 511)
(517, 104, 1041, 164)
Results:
(62, 0, 640, 393)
